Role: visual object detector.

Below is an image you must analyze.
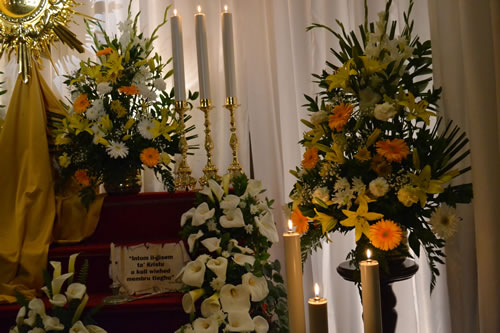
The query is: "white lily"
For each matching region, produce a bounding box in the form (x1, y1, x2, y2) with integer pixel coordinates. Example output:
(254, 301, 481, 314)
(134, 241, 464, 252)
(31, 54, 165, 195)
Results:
(201, 237, 221, 253)
(206, 257, 228, 280)
(68, 253, 80, 274)
(43, 315, 64, 331)
(201, 293, 221, 318)
(253, 315, 270, 333)
(181, 207, 196, 226)
(193, 316, 218, 333)
(182, 288, 206, 313)
(188, 230, 204, 253)
(226, 311, 255, 332)
(24, 310, 37, 327)
(69, 321, 89, 333)
(9, 327, 19, 333)
(200, 186, 214, 201)
(192, 202, 215, 226)
(50, 261, 62, 279)
(219, 208, 245, 228)
(48, 272, 74, 296)
(196, 254, 211, 264)
(242, 273, 269, 302)
(28, 298, 46, 318)
(27, 328, 45, 333)
(66, 283, 87, 301)
(208, 179, 224, 202)
(254, 212, 279, 243)
(174, 324, 194, 333)
(182, 260, 206, 287)
(49, 294, 67, 307)
(241, 179, 263, 198)
(228, 240, 254, 254)
(220, 194, 240, 211)
(86, 325, 107, 333)
(232, 253, 255, 267)
(220, 284, 250, 312)
(16, 306, 25, 326)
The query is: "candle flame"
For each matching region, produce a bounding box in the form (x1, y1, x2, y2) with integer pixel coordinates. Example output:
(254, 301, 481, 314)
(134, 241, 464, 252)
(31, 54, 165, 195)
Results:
(288, 219, 293, 232)
(197, 5, 202, 13)
(224, 5, 228, 12)
(367, 249, 372, 259)
(314, 283, 320, 297)
(173, 8, 177, 16)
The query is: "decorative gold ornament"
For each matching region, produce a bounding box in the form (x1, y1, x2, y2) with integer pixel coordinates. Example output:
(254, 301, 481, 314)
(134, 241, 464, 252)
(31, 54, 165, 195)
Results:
(198, 98, 221, 187)
(174, 100, 196, 191)
(224, 96, 243, 179)
(0, 0, 86, 83)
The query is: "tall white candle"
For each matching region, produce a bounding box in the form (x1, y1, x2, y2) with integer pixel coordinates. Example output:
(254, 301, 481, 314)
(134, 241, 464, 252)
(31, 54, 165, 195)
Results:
(195, 6, 211, 100)
(360, 249, 383, 333)
(221, 5, 237, 98)
(171, 9, 186, 101)
(283, 220, 306, 333)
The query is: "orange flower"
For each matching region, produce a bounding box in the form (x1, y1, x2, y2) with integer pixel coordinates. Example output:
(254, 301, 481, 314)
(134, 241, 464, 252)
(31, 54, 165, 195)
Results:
(369, 219, 403, 251)
(302, 147, 319, 170)
(74, 169, 90, 187)
(328, 103, 354, 131)
(375, 138, 410, 163)
(73, 94, 90, 114)
(140, 147, 161, 167)
(354, 146, 371, 161)
(291, 208, 309, 234)
(370, 154, 392, 177)
(118, 85, 140, 95)
(96, 47, 113, 57)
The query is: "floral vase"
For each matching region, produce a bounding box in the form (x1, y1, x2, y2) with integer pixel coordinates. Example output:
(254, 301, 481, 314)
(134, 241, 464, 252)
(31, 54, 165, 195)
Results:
(104, 169, 142, 195)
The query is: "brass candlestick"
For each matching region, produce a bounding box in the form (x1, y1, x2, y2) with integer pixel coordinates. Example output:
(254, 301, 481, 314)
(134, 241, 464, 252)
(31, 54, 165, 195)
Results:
(224, 97, 243, 178)
(174, 100, 196, 191)
(198, 99, 221, 186)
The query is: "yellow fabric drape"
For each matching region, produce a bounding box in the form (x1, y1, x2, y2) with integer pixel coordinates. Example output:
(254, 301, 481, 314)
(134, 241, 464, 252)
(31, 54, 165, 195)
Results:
(0, 67, 104, 303)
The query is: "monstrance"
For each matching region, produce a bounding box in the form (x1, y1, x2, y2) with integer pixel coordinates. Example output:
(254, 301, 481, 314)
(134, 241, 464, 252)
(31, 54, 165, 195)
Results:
(0, 0, 86, 83)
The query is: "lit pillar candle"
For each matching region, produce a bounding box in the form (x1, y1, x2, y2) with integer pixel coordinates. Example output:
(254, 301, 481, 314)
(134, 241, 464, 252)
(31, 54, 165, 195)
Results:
(171, 9, 186, 101)
(195, 6, 211, 100)
(221, 5, 236, 98)
(308, 283, 328, 333)
(283, 220, 306, 333)
(360, 249, 383, 333)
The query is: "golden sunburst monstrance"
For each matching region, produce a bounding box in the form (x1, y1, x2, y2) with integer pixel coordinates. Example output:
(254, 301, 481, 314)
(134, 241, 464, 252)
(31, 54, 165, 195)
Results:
(0, 0, 85, 83)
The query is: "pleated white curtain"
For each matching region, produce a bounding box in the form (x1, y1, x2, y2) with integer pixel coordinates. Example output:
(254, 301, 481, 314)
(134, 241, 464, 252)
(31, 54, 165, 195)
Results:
(1, 0, 498, 332)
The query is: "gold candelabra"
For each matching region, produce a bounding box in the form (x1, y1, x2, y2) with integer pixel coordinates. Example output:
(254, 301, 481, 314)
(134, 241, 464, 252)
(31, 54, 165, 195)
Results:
(224, 97, 243, 179)
(174, 100, 196, 191)
(198, 99, 221, 186)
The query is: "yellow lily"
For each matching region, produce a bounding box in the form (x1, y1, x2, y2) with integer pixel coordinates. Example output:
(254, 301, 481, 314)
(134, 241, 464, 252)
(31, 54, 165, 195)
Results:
(124, 118, 135, 131)
(99, 115, 113, 132)
(326, 59, 356, 91)
(399, 92, 435, 125)
(68, 114, 93, 136)
(314, 208, 337, 238)
(409, 165, 445, 207)
(103, 51, 124, 83)
(341, 201, 383, 241)
(150, 110, 178, 140)
(325, 142, 345, 164)
(359, 56, 387, 75)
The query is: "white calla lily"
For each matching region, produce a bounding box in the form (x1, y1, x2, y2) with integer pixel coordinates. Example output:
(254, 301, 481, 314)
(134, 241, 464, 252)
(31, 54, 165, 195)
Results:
(182, 288, 206, 313)
(69, 321, 89, 333)
(66, 283, 87, 301)
(220, 195, 240, 211)
(50, 261, 61, 279)
(86, 325, 107, 333)
(232, 253, 255, 267)
(220, 284, 251, 312)
(208, 179, 224, 202)
(28, 298, 46, 317)
(174, 324, 194, 333)
(68, 253, 80, 274)
(9, 327, 19, 333)
(199, 186, 214, 201)
(219, 208, 245, 228)
(188, 230, 204, 253)
(49, 294, 67, 307)
(27, 328, 45, 333)
(242, 273, 269, 302)
(182, 260, 206, 287)
(201, 237, 221, 252)
(196, 254, 211, 264)
(43, 316, 64, 331)
(253, 315, 270, 333)
(228, 240, 254, 254)
(201, 293, 221, 318)
(193, 316, 218, 333)
(226, 311, 255, 332)
(181, 207, 196, 226)
(16, 306, 26, 326)
(242, 179, 263, 198)
(222, 174, 231, 195)
(24, 310, 37, 327)
(192, 202, 215, 226)
(206, 257, 228, 280)
(255, 212, 279, 243)
(51, 272, 74, 295)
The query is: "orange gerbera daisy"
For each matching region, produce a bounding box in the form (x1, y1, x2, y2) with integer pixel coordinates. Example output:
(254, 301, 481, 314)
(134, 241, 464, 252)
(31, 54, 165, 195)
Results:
(118, 85, 140, 95)
(369, 219, 403, 251)
(375, 138, 410, 163)
(140, 147, 161, 167)
(73, 94, 90, 114)
(354, 146, 371, 161)
(96, 47, 113, 57)
(370, 154, 392, 177)
(74, 169, 90, 187)
(328, 103, 354, 131)
(291, 208, 309, 234)
(302, 147, 319, 170)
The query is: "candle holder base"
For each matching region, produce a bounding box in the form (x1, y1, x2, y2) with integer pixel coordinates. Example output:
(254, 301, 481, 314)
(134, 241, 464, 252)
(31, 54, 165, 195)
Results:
(198, 99, 221, 187)
(224, 97, 243, 180)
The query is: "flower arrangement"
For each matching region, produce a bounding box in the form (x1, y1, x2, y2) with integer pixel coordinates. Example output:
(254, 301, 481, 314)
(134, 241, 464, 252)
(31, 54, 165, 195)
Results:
(289, 0, 473, 290)
(10, 254, 106, 333)
(176, 175, 288, 333)
(53, 2, 197, 207)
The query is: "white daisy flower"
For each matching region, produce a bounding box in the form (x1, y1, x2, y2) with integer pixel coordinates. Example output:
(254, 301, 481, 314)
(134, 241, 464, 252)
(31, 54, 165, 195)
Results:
(153, 78, 166, 91)
(210, 277, 225, 291)
(86, 99, 105, 121)
(429, 204, 459, 240)
(138, 119, 154, 139)
(352, 177, 366, 193)
(334, 178, 350, 192)
(244, 224, 254, 234)
(97, 82, 112, 95)
(106, 141, 129, 159)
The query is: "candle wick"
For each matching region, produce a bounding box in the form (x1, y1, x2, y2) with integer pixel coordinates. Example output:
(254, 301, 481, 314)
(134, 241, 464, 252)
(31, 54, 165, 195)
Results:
(314, 296, 320, 301)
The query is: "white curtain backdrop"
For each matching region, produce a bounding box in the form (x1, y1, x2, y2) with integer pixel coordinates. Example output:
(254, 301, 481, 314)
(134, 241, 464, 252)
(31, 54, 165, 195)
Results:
(1, 0, 498, 332)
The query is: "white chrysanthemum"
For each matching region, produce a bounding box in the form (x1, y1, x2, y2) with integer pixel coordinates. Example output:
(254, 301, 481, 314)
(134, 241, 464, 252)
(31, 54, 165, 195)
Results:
(244, 224, 253, 234)
(207, 220, 218, 232)
(242, 272, 269, 302)
(312, 187, 330, 205)
(332, 189, 354, 208)
(226, 311, 255, 332)
(334, 178, 350, 192)
(182, 260, 206, 287)
(106, 141, 129, 159)
(374, 102, 398, 121)
(153, 78, 166, 91)
(429, 204, 459, 240)
(96, 82, 112, 95)
(138, 119, 154, 139)
(220, 284, 251, 312)
(210, 277, 225, 291)
(253, 316, 270, 333)
(369, 177, 389, 197)
(220, 208, 245, 228)
(310, 110, 328, 125)
(86, 99, 105, 121)
(352, 177, 366, 193)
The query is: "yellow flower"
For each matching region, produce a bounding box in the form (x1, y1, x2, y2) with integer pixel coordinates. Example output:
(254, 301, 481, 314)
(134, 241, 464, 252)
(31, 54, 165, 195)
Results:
(140, 147, 161, 167)
(369, 219, 403, 251)
(55, 134, 71, 145)
(397, 185, 419, 207)
(399, 92, 435, 125)
(103, 51, 124, 83)
(340, 201, 384, 241)
(68, 114, 92, 136)
(110, 100, 127, 118)
(302, 147, 319, 170)
(325, 142, 345, 164)
(291, 208, 309, 234)
(314, 208, 337, 237)
(99, 115, 113, 132)
(326, 59, 356, 91)
(161, 152, 171, 165)
(354, 146, 371, 161)
(81, 63, 103, 81)
(359, 56, 387, 75)
(58, 153, 71, 168)
(408, 165, 445, 207)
